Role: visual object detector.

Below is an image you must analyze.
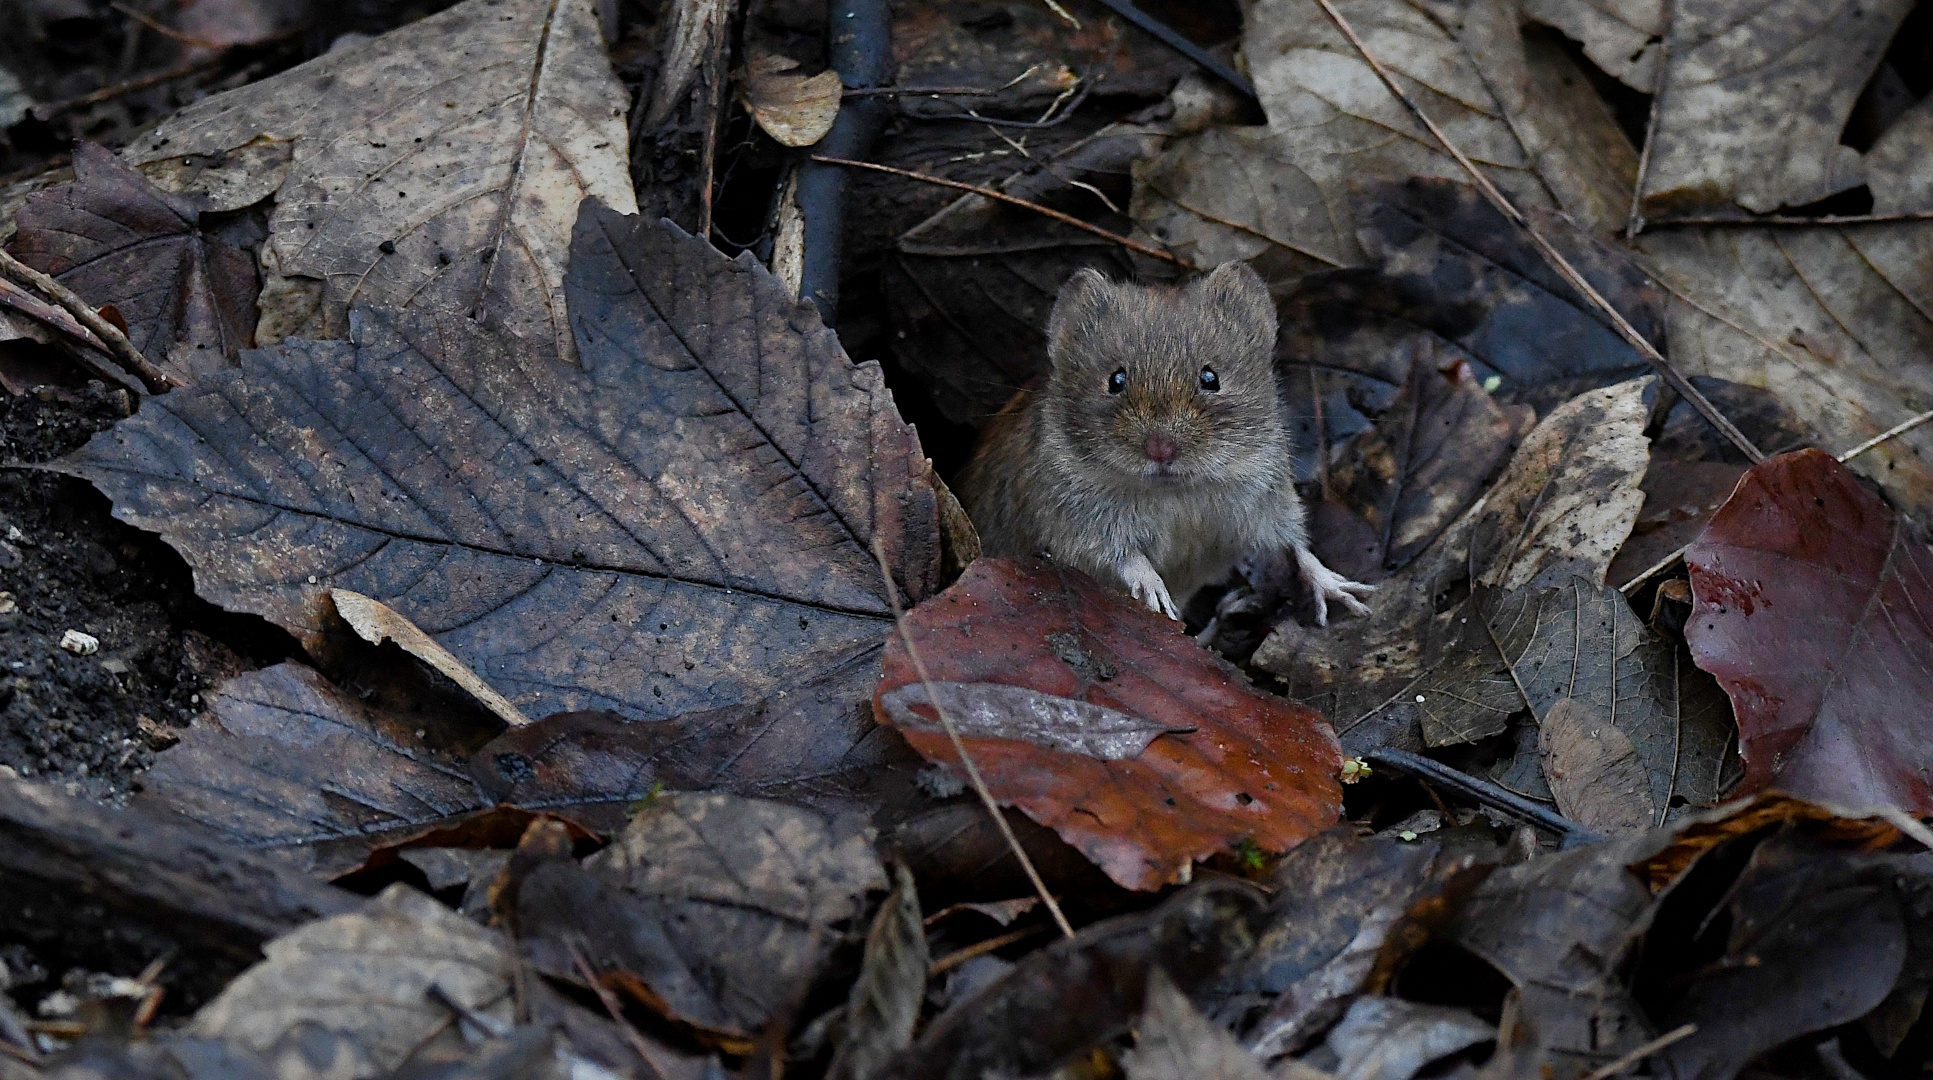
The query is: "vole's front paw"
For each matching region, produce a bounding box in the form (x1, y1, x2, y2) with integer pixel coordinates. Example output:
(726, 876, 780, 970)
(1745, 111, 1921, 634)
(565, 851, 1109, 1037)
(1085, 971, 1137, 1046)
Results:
(1294, 545, 1374, 627)
(1120, 553, 1180, 621)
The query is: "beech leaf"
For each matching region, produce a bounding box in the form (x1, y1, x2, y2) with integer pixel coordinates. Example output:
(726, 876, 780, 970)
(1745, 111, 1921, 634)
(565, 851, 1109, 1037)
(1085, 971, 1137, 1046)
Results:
(876, 558, 1342, 892)
(120, 0, 637, 365)
(58, 206, 940, 725)
(1685, 448, 1933, 812)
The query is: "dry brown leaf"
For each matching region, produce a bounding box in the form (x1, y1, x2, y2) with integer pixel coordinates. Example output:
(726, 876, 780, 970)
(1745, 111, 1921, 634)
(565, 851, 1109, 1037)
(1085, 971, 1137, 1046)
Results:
(740, 52, 843, 148)
(1516, 0, 1663, 91)
(1538, 697, 1655, 831)
(877, 558, 1342, 892)
(122, 0, 636, 366)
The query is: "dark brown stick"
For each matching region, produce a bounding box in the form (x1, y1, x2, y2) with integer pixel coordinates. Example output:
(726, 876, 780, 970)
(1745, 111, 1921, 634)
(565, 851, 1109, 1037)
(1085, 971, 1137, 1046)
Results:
(0, 249, 179, 390)
(810, 155, 1192, 268)
(1308, 0, 1764, 464)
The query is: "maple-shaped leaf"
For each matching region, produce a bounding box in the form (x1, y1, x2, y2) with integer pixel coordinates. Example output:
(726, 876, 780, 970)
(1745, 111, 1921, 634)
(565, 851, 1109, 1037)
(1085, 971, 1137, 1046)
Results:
(1685, 448, 1933, 811)
(120, 0, 635, 366)
(58, 204, 940, 725)
(7, 142, 258, 382)
(876, 558, 1341, 892)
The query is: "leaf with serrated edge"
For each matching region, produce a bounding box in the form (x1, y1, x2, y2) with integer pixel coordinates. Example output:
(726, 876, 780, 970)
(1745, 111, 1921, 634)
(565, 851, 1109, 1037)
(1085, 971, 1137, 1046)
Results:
(58, 206, 940, 726)
(122, 0, 636, 365)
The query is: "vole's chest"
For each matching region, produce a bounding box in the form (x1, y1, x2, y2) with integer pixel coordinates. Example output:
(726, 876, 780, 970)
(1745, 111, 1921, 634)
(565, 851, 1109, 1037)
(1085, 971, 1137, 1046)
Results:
(1113, 488, 1255, 584)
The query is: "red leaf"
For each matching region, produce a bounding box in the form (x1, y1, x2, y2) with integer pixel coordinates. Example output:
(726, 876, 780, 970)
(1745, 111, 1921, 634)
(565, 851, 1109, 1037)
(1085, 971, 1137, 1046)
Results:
(875, 558, 1342, 891)
(1685, 449, 1933, 810)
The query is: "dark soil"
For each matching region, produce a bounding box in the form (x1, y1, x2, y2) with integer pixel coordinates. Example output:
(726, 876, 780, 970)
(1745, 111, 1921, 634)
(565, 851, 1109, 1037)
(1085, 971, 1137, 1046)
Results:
(0, 383, 278, 801)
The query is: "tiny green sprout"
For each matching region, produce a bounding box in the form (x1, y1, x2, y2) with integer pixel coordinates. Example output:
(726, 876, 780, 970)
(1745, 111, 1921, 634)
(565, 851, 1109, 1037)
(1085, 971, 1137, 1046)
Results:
(626, 781, 666, 817)
(1482, 375, 1502, 392)
(1232, 836, 1267, 873)
(1340, 757, 1372, 783)
(1398, 829, 1419, 842)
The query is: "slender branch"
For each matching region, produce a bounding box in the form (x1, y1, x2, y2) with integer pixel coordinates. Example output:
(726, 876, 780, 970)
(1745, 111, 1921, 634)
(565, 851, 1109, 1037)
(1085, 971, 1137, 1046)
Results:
(929, 924, 1050, 976)
(567, 942, 670, 1080)
(1650, 210, 1933, 227)
(0, 248, 178, 391)
(1624, 0, 1672, 239)
(1619, 542, 1690, 596)
(1837, 408, 1933, 464)
(872, 538, 1075, 939)
(1580, 1025, 1697, 1080)
(810, 155, 1191, 268)
(1307, 0, 1764, 464)
(29, 55, 227, 120)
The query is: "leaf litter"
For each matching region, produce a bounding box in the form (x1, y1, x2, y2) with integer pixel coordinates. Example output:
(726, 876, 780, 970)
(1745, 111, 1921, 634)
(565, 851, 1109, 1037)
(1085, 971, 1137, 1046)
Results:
(7, 0, 1933, 1075)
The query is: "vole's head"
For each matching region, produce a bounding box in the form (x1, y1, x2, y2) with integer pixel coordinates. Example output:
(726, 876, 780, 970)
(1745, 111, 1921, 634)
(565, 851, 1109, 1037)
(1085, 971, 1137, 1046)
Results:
(1042, 261, 1283, 483)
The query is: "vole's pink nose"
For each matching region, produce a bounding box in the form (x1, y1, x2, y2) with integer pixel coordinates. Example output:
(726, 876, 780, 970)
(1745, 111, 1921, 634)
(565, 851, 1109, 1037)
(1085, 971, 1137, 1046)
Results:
(1144, 431, 1179, 464)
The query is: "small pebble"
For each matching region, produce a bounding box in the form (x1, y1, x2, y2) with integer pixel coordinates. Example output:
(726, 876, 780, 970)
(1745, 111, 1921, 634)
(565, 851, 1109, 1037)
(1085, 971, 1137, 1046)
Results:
(0, 592, 15, 615)
(59, 630, 100, 656)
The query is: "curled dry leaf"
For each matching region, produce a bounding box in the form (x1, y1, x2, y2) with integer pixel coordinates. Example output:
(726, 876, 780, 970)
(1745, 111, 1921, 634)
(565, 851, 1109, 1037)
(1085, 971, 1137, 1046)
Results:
(1132, 0, 1632, 272)
(828, 863, 929, 1080)
(122, 0, 635, 365)
(877, 558, 1343, 891)
(1258, 378, 1651, 755)
(1636, 0, 1913, 218)
(1685, 448, 1933, 812)
(58, 207, 938, 725)
(1120, 967, 1271, 1080)
(8, 142, 258, 383)
(331, 589, 530, 729)
(739, 52, 843, 148)
(518, 792, 886, 1044)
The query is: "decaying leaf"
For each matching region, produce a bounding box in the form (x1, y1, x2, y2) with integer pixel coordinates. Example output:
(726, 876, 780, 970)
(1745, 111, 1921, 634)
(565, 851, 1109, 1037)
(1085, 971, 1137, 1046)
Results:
(7, 142, 258, 382)
(189, 884, 517, 1071)
(1516, 0, 1662, 90)
(878, 882, 1267, 1080)
(1636, 0, 1914, 218)
(878, 558, 1342, 891)
(1321, 996, 1494, 1080)
(1258, 378, 1651, 754)
(739, 52, 842, 148)
(1638, 224, 1933, 522)
(121, 0, 636, 365)
(58, 207, 939, 725)
(518, 792, 886, 1044)
(1685, 448, 1933, 812)
(1132, 0, 1633, 272)
(141, 662, 486, 873)
(828, 863, 929, 1080)
(1120, 967, 1271, 1080)
(1539, 697, 1655, 831)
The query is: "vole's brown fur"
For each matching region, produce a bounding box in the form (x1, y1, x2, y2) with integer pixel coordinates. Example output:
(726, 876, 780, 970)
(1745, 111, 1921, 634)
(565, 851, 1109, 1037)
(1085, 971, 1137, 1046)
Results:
(956, 262, 1371, 623)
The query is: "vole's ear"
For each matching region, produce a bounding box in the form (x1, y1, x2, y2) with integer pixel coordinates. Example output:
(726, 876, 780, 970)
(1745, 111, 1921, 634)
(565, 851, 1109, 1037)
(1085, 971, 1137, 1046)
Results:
(1045, 267, 1114, 366)
(1193, 260, 1276, 346)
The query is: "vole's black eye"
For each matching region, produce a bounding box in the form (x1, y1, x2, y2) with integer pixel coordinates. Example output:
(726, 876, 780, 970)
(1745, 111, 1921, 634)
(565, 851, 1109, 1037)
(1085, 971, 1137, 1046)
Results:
(1107, 368, 1127, 395)
(1199, 366, 1220, 392)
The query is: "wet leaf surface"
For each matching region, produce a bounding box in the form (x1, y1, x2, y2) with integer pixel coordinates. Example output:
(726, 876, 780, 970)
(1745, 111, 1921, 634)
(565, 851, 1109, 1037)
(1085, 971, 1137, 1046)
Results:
(1685, 448, 1933, 811)
(7, 142, 260, 382)
(121, 0, 636, 365)
(58, 207, 939, 726)
(878, 557, 1342, 891)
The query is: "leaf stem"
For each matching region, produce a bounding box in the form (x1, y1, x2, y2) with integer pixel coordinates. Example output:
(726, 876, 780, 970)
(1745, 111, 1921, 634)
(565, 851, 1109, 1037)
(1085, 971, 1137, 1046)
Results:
(0, 248, 179, 392)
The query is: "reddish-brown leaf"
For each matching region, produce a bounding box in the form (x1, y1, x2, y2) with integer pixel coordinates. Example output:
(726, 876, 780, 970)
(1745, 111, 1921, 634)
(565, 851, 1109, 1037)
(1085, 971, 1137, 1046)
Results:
(1685, 448, 1933, 810)
(875, 558, 1342, 891)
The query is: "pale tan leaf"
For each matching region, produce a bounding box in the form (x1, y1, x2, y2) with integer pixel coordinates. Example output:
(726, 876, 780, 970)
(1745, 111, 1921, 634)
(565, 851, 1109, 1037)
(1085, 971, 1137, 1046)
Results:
(1539, 697, 1656, 831)
(1517, 0, 1664, 90)
(331, 589, 531, 729)
(740, 52, 842, 148)
(121, 0, 637, 366)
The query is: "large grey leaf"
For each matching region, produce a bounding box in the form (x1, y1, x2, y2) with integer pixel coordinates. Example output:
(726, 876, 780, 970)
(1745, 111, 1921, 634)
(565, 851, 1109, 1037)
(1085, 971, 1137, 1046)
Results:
(1637, 223, 1933, 521)
(57, 207, 940, 725)
(122, 0, 637, 366)
(1636, 0, 1913, 218)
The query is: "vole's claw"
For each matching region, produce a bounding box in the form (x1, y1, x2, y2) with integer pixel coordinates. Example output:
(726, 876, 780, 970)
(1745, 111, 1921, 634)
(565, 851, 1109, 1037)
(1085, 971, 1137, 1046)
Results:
(1295, 545, 1374, 627)
(1121, 554, 1180, 621)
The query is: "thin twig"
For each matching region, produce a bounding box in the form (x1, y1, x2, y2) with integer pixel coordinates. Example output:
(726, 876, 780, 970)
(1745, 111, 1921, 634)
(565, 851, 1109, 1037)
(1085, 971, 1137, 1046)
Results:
(29, 55, 227, 120)
(812, 156, 1190, 268)
(1624, 0, 1672, 239)
(1038, 0, 1081, 29)
(568, 942, 670, 1080)
(929, 924, 1051, 976)
(1619, 542, 1690, 595)
(1837, 408, 1933, 463)
(696, 2, 731, 244)
(1580, 1025, 1697, 1080)
(1872, 806, 1933, 852)
(109, 1, 228, 48)
(871, 538, 1075, 939)
(1308, 0, 1763, 465)
(915, 78, 1094, 129)
(0, 249, 176, 390)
